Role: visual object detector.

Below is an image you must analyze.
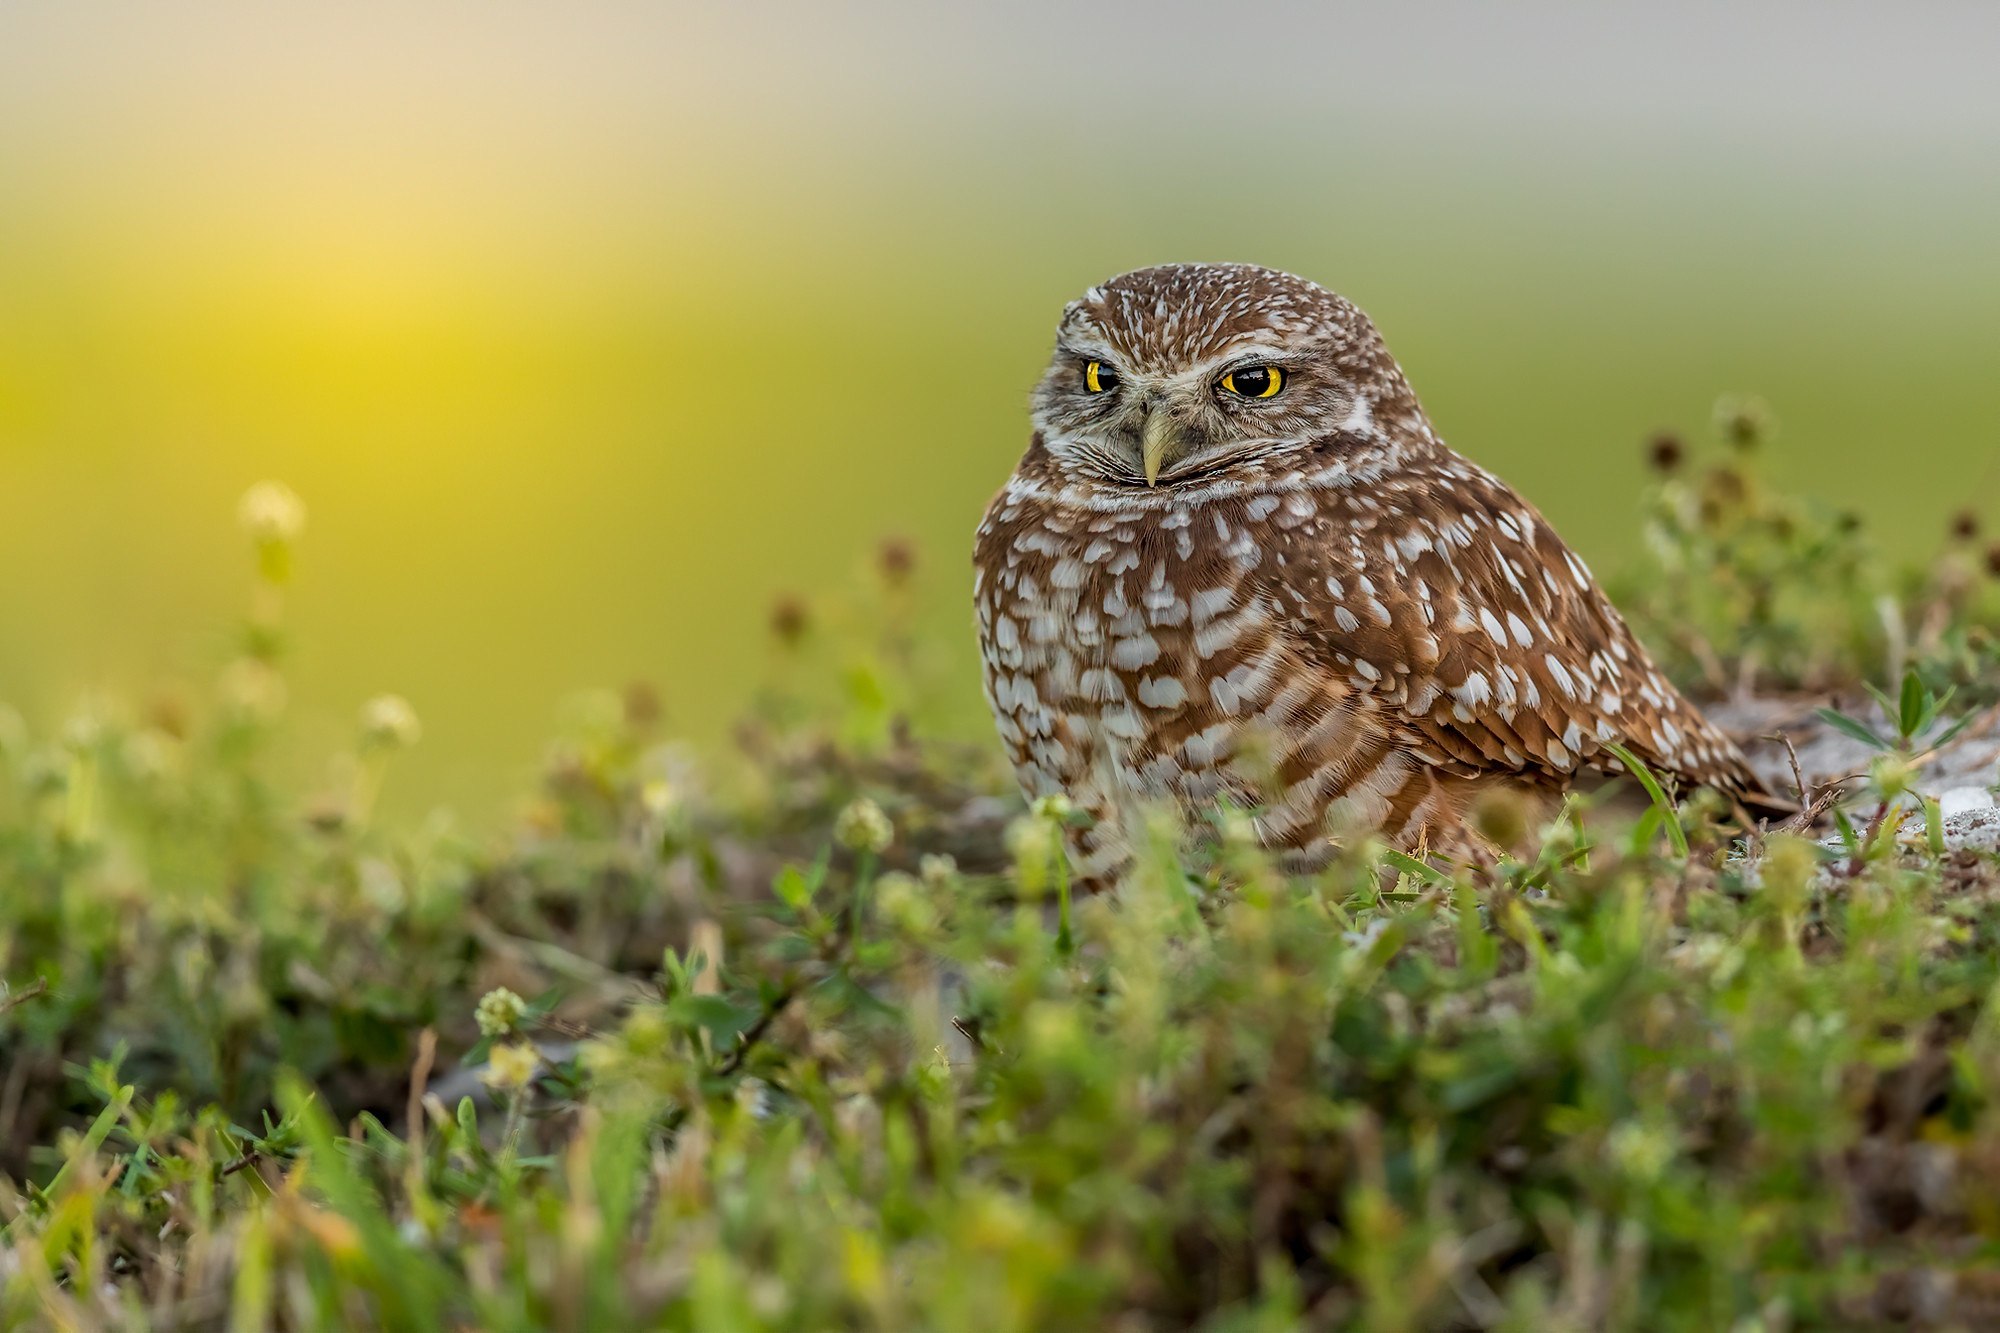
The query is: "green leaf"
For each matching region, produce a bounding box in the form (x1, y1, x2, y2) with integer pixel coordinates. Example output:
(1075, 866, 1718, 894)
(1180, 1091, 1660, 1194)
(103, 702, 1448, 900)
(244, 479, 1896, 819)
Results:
(1930, 683, 1958, 720)
(1923, 796, 1946, 858)
(28, 1085, 133, 1221)
(674, 994, 761, 1046)
(1833, 807, 1861, 853)
(774, 863, 814, 911)
(1898, 668, 1925, 740)
(1931, 712, 1978, 750)
(1439, 1058, 1527, 1113)
(1602, 742, 1690, 858)
(1380, 848, 1450, 888)
(1629, 804, 1665, 860)
(1815, 707, 1889, 752)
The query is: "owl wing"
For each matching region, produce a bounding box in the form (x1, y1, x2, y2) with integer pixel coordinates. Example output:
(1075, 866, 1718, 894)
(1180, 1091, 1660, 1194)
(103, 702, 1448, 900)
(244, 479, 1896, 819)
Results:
(1265, 457, 1762, 799)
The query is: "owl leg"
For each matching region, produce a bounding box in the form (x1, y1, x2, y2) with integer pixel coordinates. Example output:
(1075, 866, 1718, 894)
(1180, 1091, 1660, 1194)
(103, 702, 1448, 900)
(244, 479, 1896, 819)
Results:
(1404, 776, 1565, 873)
(1382, 769, 1545, 872)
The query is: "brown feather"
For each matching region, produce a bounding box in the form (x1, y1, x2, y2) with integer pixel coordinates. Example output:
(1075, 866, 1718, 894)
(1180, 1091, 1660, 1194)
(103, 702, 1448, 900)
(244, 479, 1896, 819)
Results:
(975, 263, 1779, 883)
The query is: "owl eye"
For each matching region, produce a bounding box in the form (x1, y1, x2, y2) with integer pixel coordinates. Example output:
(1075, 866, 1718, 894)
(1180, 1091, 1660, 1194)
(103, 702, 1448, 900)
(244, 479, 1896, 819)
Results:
(1220, 365, 1285, 399)
(1083, 361, 1119, 394)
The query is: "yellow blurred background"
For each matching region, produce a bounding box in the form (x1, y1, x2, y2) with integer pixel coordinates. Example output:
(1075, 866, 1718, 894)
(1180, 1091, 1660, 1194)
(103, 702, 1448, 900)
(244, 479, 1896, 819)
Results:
(3, 3, 1998, 819)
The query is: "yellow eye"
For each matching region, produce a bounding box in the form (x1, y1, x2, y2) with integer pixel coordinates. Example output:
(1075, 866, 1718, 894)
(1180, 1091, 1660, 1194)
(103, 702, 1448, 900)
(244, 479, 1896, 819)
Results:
(1084, 360, 1119, 394)
(1221, 365, 1285, 399)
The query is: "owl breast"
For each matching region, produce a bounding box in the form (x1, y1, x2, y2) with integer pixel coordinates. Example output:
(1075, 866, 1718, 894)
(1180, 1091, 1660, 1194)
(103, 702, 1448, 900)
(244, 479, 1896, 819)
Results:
(975, 472, 1415, 880)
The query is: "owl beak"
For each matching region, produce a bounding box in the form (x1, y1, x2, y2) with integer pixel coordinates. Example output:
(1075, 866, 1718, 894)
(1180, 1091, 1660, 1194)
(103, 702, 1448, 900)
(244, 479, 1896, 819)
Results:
(1141, 411, 1182, 487)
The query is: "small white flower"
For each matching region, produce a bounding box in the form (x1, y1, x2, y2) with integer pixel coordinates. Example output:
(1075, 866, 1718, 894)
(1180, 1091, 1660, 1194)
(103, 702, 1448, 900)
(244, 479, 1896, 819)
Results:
(122, 731, 176, 782)
(219, 658, 288, 723)
(875, 871, 937, 932)
(1608, 1121, 1675, 1182)
(482, 1041, 540, 1091)
(237, 481, 306, 545)
(59, 712, 104, 753)
(1006, 814, 1062, 874)
(834, 797, 893, 854)
(359, 694, 421, 750)
(1029, 793, 1074, 823)
(475, 987, 528, 1038)
(641, 778, 677, 819)
(736, 1076, 773, 1120)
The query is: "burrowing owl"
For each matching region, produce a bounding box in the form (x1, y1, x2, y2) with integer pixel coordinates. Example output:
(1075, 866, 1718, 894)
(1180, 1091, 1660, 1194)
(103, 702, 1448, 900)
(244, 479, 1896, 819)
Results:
(974, 263, 1774, 881)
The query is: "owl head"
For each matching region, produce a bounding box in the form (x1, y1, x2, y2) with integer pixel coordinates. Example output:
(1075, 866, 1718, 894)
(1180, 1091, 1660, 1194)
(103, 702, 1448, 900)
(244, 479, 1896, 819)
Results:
(1030, 263, 1428, 490)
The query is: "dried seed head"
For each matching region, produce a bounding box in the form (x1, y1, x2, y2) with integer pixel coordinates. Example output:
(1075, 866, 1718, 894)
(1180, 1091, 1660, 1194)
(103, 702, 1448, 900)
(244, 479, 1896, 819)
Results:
(1713, 395, 1775, 450)
(1702, 466, 1747, 508)
(622, 680, 662, 730)
(1646, 431, 1685, 474)
(769, 595, 809, 646)
(878, 536, 916, 586)
(145, 692, 191, 740)
(1950, 509, 1980, 543)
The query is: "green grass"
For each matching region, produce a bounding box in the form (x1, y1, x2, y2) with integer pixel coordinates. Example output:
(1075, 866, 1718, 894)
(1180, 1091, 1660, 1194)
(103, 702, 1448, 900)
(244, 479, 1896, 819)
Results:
(2, 418, 2000, 1330)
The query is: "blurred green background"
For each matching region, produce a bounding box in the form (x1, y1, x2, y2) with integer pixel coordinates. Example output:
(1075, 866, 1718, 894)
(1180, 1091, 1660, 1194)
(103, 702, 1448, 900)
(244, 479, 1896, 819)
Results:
(3, 4, 1997, 820)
